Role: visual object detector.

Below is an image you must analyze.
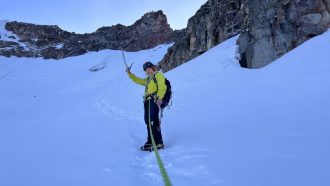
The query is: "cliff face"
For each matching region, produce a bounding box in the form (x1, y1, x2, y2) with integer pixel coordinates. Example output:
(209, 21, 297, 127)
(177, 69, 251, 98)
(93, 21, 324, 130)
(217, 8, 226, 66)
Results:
(160, 0, 248, 72)
(238, 0, 330, 68)
(160, 0, 330, 72)
(0, 10, 179, 59)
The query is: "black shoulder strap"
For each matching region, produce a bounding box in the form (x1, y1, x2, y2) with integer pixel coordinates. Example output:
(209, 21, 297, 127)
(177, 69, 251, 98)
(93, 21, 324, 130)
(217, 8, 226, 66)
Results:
(152, 72, 159, 90)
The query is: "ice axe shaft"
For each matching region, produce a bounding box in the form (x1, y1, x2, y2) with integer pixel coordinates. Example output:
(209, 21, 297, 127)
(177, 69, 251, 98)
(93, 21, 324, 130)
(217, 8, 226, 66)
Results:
(121, 50, 133, 70)
(121, 50, 128, 68)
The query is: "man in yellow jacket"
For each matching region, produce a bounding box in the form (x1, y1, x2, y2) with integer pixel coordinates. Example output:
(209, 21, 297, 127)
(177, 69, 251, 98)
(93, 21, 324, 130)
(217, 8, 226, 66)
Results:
(126, 61, 167, 151)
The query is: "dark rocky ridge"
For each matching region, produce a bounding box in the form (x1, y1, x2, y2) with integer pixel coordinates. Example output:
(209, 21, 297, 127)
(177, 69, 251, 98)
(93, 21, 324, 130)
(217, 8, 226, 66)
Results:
(2, 1, 330, 70)
(0, 10, 181, 59)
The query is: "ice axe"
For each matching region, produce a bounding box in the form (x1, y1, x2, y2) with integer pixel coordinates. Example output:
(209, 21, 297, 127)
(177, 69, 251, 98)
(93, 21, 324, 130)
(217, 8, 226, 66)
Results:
(121, 50, 133, 70)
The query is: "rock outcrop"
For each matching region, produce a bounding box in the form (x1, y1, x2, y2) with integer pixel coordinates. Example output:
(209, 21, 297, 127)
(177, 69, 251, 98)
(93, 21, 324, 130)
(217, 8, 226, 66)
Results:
(160, 0, 330, 71)
(0, 10, 179, 59)
(160, 0, 248, 72)
(238, 0, 330, 68)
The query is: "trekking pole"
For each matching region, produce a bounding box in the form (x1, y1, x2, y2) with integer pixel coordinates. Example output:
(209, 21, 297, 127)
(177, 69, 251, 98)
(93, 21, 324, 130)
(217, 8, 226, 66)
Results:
(121, 50, 133, 70)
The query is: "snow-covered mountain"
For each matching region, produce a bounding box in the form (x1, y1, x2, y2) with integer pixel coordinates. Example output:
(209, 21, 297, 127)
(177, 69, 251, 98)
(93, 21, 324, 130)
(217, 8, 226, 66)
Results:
(0, 29, 329, 186)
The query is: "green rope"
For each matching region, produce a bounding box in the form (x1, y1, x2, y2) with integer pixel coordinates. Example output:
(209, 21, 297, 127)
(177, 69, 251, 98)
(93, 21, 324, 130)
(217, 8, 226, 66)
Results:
(148, 99, 172, 186)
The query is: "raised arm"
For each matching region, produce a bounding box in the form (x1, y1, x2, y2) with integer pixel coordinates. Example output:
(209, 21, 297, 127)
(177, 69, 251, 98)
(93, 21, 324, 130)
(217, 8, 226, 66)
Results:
(127, 69, 147, 86)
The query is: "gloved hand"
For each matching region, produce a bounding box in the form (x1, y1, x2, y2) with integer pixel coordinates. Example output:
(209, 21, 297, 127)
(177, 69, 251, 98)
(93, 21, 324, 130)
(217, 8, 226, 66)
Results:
(156, 98, 162, 106)
(126, 67, 131, 74)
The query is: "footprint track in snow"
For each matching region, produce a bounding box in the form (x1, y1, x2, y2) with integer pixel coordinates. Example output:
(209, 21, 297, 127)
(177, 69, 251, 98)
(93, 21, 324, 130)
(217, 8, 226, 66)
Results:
(96, 90, 163, 183)
(96, 89, 216, 184)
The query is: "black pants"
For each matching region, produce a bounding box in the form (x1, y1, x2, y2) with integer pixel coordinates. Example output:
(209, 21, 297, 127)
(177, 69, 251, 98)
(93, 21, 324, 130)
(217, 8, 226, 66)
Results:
(144, 97, 163, 145)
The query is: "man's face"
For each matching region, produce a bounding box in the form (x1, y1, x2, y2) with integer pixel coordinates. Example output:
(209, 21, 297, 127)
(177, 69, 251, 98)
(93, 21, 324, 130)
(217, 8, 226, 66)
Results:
(145, 67, 154, 76)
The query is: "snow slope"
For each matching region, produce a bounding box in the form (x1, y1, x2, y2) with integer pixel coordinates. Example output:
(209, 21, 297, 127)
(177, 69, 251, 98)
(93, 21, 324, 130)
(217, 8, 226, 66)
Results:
(0, 30, 330, 186)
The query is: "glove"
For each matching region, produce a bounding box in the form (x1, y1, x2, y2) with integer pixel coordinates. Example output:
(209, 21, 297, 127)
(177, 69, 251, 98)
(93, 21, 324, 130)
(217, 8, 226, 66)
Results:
(126, 67, 131, 74)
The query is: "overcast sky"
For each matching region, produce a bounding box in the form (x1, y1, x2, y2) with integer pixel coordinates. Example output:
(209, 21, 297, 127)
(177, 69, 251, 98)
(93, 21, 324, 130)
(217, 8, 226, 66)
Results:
(1, 0, 207, 33)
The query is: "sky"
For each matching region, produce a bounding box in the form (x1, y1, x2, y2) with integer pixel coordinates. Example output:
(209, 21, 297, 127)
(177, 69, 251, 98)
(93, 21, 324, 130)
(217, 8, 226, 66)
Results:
(0, 0, 207, 33)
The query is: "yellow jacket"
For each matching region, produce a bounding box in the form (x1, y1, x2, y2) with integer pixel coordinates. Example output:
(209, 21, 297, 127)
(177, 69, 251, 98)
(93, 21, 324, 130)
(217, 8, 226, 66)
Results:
(128, 71, 167, 100)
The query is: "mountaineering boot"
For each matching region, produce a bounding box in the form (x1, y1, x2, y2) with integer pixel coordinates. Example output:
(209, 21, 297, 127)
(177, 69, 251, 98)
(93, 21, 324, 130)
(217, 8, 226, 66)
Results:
(150, 144, 164, 151)
(141, 143, 164, 152)
(156, 143, 164, 150)
(140, 142, 152, 151)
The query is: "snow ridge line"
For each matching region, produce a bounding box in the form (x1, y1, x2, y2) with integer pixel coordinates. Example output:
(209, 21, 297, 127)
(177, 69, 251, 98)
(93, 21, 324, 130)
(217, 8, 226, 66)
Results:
(0, 60, 32, 81)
